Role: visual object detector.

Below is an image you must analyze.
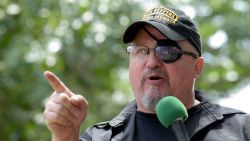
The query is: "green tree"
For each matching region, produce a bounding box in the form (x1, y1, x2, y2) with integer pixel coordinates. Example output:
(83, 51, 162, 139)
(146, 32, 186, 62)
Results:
(0, 0, 249, 140)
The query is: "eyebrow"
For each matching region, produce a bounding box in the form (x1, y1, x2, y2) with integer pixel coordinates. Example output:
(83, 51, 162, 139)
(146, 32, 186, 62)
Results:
(129, 42, 151, 48)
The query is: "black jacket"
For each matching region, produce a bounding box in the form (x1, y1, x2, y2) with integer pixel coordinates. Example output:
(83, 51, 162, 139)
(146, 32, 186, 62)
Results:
(80, 91, 250, 141)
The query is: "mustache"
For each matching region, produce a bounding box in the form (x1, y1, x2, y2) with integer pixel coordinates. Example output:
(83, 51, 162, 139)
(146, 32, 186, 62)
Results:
(141, 68, 169, 82)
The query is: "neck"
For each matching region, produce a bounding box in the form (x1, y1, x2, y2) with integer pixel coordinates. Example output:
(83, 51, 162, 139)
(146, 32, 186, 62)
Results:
(137, 108, 156, 114)
(185, 98, 200, 110)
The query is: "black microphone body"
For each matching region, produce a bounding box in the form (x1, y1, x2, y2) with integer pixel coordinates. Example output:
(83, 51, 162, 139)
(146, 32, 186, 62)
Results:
(170, 119, 189, 141)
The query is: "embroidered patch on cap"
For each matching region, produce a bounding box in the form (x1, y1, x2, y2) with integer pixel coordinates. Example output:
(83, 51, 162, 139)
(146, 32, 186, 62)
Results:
(142, 6, 179, 24)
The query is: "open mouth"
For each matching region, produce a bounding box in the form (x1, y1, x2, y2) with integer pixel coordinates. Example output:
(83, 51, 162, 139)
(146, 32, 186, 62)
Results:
(147, 73, 164, 81)
(145, 73, 166, 85)
(149, 76, 162, 80)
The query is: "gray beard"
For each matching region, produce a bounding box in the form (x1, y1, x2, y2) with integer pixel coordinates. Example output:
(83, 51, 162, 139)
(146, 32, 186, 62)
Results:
(141, 86, 167, 112)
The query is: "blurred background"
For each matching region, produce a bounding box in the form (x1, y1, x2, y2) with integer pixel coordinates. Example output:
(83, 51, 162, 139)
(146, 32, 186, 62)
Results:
(0, 0, 250, 140)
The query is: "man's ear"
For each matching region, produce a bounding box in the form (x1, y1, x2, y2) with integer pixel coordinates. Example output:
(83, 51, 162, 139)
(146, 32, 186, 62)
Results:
(194, 57, 204, 79)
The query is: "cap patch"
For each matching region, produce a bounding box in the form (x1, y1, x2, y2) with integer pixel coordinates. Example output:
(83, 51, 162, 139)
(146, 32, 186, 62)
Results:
(142, 6, 179, 24)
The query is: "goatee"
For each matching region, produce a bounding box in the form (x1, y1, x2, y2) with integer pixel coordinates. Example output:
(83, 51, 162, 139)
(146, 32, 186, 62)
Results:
(141, 86, 167, 112)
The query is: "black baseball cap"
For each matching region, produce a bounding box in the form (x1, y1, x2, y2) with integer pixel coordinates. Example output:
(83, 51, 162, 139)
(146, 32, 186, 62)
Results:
(123, 5, 201, 56)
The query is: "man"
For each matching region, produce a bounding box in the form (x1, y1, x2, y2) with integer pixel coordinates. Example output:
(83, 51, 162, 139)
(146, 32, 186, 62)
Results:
(44, 5, 250, 141)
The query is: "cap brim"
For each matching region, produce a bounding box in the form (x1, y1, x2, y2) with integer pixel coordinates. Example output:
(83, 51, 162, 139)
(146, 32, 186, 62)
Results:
(123, 20, 186, 43)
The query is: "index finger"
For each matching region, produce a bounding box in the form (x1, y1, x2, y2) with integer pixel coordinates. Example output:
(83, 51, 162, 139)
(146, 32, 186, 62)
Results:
(44, 71, 72, 96)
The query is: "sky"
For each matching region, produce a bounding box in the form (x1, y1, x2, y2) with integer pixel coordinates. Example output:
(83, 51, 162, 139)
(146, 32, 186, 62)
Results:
(218, 84, 250, 114)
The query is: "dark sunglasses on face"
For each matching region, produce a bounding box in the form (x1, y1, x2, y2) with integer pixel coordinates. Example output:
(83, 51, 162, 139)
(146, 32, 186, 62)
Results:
(125, 39, 198, 63)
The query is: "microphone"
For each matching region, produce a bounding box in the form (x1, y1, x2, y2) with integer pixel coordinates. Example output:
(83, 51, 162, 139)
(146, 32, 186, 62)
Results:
(156, 96, 189, 141)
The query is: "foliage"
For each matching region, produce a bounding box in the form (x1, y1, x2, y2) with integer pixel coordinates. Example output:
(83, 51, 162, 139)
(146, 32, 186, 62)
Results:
(0, 0, 249, 140)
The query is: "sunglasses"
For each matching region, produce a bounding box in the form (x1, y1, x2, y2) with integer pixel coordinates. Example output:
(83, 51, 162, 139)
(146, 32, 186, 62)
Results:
(125, 39, 198, 63)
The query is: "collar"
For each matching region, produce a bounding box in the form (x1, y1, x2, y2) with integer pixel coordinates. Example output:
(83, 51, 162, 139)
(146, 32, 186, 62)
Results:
(109, 100, 137, 127)
(186, 90, 245, 138)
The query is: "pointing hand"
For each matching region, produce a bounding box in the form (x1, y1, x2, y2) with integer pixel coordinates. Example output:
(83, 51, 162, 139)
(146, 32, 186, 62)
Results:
(43, 71, 88, 141)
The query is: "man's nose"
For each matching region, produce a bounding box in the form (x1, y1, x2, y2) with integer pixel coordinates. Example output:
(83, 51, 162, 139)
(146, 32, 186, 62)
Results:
(146, 50, 162, 68)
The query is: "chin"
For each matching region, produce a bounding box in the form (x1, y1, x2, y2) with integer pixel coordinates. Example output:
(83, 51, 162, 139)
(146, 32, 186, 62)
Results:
(140, 90, 166, 112)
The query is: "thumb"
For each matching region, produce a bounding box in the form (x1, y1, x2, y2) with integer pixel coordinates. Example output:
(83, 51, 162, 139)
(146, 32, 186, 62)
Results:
(70, 95, 88, 109)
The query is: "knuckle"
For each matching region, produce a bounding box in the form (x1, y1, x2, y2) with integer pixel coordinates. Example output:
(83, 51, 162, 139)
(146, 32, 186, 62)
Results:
(44, 110, 71, 126)
(57, 105, 66, 113)
(43, 110, 51, 120)
(45, 101, 56, 113)
(45, 100, 52, 107)
(60, 93, 69, 101)
(56, 93, 69, 103)
(75, 94, 89, 106)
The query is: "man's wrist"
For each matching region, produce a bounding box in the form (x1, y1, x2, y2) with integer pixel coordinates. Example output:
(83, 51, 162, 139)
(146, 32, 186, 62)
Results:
(52, 137, 78, 141)
(51, 133, 79, 141)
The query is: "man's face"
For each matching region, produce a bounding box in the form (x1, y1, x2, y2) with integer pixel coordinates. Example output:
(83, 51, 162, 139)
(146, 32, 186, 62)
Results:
(128, 25, 203, 113)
